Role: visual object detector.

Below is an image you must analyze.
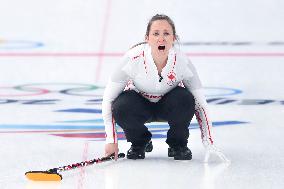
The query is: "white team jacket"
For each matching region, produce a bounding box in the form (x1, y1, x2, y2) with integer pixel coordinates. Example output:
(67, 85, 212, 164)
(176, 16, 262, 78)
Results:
(102, 44, 214, 145)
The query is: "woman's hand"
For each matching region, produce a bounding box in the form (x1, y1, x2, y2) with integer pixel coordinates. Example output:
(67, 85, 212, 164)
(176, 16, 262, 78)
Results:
(105, 143, 119, 160)
(203, 141, 230, 163)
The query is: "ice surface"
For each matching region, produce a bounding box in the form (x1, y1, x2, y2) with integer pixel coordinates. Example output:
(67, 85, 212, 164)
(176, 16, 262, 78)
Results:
(1, 0, 284, 188)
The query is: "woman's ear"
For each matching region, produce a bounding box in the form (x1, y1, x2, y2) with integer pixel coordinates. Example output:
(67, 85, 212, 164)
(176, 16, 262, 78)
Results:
(145, 35, 149, 42)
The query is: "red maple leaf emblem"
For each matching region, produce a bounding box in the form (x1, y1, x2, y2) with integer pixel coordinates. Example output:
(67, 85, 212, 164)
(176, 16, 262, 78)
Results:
(168, 74, 175, 80)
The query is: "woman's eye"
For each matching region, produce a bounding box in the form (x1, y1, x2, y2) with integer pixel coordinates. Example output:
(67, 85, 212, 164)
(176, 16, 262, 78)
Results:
(164, 32, 170, 36)
(153, 32, 159, 36)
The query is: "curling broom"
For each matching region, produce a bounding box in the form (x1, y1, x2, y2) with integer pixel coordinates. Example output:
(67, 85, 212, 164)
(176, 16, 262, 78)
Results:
(25, 153, 125, 181)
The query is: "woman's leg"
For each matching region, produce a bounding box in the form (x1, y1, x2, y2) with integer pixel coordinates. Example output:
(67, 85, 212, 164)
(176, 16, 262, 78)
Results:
(156, 87, 195, 152)
(112, 90, 153, 147)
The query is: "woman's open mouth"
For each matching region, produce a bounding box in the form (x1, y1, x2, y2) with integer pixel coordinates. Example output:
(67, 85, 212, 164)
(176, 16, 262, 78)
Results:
(158, 45, 166, 50)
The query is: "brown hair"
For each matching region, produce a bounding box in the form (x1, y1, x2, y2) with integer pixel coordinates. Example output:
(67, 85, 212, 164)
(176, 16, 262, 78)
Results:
(130, 14, 179, 49)
(145, 14, 178, 40)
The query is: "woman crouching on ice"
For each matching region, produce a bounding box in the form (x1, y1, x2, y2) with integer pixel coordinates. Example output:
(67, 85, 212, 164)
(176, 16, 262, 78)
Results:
(102, 14, 229, 162)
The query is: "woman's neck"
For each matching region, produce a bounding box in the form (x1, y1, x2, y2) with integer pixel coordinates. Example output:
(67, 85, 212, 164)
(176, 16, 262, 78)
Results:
(151, 51, 169, 64)
(152, 52, 168, 74)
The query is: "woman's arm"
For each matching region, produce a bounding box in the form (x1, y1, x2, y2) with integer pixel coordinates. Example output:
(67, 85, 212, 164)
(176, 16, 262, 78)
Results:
(102, 56, 131, 159)
(190, 89, 214, 146)
(182, 59, 230, 163)
(102, 55, 131, 144)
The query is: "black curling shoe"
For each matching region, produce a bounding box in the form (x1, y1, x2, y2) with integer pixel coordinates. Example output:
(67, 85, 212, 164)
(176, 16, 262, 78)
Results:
(168, 146, 192, 160)
(127, 141, 153, 160)
(145, 140, 153, 152)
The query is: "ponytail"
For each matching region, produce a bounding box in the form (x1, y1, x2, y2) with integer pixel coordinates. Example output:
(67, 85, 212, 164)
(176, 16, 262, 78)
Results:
(129, 42, 147, 49)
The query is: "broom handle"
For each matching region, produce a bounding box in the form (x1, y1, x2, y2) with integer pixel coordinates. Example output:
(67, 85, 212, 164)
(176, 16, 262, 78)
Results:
(47, 153, 125, 173)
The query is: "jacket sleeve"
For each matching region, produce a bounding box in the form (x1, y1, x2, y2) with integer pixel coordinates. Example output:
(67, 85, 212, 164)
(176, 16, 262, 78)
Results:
(102, 55, 130, 143)
(182, 59, 214, 146)
(191, 89, 214, 146)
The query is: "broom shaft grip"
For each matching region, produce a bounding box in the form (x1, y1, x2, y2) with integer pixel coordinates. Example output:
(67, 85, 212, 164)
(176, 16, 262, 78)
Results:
(49, 153, 125, 173)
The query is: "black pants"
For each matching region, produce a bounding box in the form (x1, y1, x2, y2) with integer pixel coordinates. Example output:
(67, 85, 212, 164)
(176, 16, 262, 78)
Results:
(112, 87, 195, 147)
